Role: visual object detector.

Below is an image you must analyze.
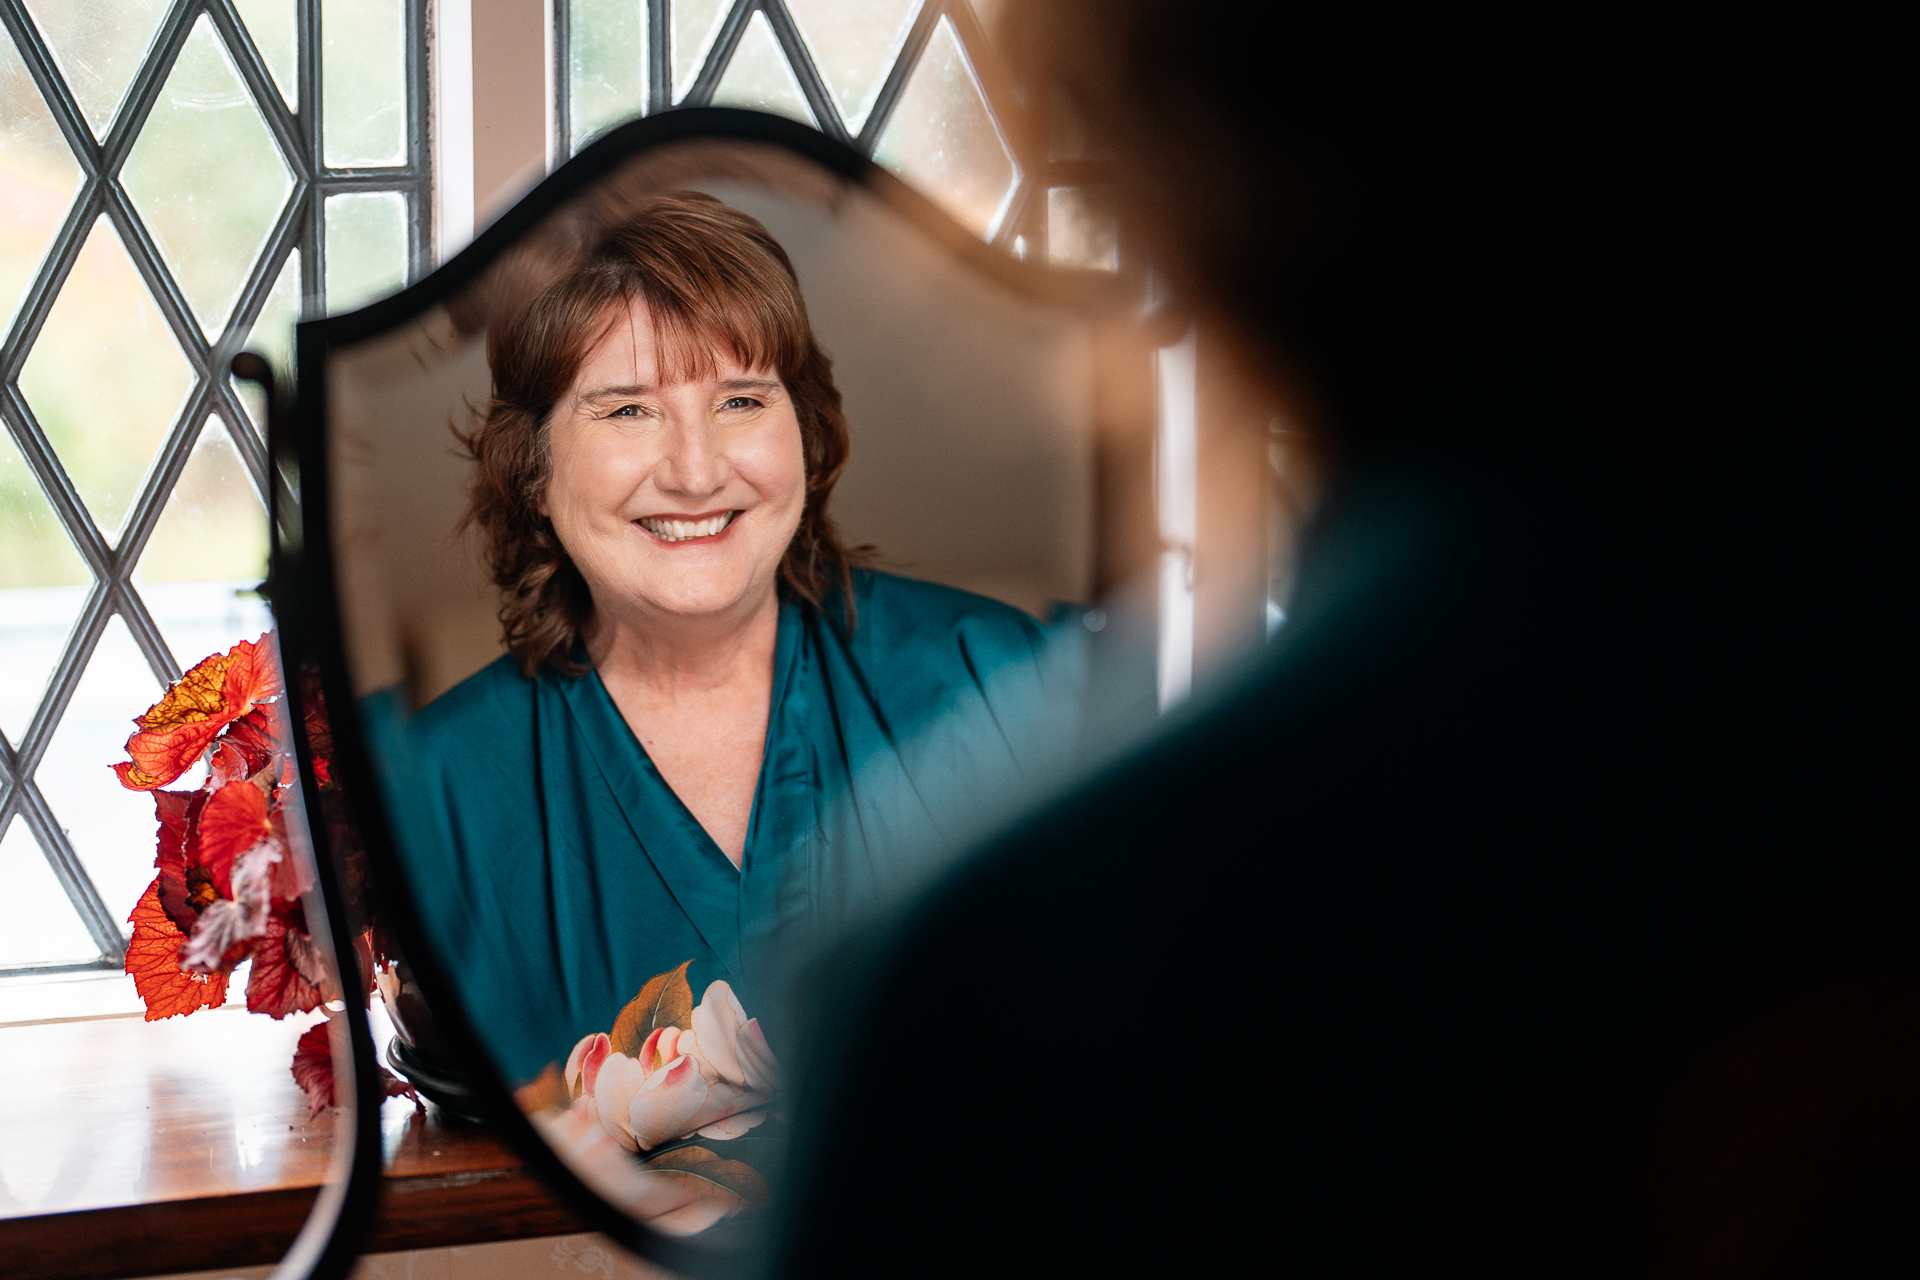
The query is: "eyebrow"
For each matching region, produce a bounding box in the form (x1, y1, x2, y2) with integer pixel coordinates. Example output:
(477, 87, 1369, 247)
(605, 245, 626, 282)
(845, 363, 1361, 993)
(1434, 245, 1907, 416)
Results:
(574, 377, 782, 402)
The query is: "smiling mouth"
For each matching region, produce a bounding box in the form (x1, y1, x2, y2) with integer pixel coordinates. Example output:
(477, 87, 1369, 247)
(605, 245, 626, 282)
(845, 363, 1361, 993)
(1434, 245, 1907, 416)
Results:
(637, 511, 737, 542)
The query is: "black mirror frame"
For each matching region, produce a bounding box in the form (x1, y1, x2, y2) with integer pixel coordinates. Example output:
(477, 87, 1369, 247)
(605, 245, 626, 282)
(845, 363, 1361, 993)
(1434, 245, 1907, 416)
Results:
(232, 350, 384, 1280)
(278, 107, 1128, 1274)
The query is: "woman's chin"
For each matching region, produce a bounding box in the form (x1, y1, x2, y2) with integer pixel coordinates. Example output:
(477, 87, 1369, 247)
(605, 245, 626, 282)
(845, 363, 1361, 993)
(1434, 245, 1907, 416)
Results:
(627, 576, 770, 624)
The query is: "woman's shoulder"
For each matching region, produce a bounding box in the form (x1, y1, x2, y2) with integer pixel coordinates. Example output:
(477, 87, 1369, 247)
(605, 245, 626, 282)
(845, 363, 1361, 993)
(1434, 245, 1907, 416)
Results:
(407, 652, 538, 747)
(849, 568, 1050, 652)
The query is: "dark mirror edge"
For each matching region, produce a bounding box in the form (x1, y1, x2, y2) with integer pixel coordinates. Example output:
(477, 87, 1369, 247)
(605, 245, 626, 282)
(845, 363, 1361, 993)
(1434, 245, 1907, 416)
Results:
(236, 353, 383, 1280)
(281, 108, 1130, 1276)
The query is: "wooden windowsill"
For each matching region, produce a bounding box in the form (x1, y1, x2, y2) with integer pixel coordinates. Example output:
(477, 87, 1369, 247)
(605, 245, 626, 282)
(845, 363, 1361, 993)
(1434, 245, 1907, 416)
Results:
(0, 1004, 587, 1279)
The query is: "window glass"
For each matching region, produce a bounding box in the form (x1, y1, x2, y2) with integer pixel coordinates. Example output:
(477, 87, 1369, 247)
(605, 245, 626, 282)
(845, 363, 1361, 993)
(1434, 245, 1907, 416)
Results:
(0, 430, 89, 746)
(16, 216, 195, 540)
(568, 0, 647, 150)
(1, 24, 84, 334)
(2, 0, 422, 974)
(19, 0, 172, 139)
(561, 2, 1044, 246)
(230, 248, 301, 435)
(325, 191, 408, 312)
(132, 415, 271, 663)
(0, 824, 100, 967)
(786, 0, 920, 134)
(32, 615, 164, 926)
(120, 15, 295, 337)
(233, 0, 298, 108)
(710, 10, 814, 127)
(673, 0, 731, 103)
(873, 17, 1019, 239)
(323, 0, 406, 166)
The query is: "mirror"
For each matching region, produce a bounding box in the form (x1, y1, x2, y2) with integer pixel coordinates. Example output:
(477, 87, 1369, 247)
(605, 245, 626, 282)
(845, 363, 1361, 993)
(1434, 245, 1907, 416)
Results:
(285, 113, 1151, 1267)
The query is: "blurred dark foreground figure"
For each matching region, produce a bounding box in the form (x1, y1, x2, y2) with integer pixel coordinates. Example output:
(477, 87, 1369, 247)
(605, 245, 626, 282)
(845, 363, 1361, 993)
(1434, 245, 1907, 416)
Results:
(775, 5, 1909, 1276)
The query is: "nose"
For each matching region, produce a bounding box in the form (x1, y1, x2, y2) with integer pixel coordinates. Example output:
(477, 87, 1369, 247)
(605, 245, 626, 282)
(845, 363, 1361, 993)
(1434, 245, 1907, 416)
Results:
(653, 414, 728, 500)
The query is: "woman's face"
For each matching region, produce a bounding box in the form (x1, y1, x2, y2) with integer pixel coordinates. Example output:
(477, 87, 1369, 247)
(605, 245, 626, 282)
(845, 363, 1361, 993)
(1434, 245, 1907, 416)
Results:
(543, 298, 807, 630)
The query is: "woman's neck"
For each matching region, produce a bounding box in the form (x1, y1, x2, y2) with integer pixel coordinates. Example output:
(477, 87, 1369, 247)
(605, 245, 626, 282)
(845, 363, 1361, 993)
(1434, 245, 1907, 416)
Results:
(587, 587, 781, 697)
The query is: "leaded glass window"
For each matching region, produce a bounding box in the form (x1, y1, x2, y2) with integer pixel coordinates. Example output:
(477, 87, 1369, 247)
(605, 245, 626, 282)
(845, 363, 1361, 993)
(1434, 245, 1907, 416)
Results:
(1, 0, 429, 976)
(558, 0, 1119, 266)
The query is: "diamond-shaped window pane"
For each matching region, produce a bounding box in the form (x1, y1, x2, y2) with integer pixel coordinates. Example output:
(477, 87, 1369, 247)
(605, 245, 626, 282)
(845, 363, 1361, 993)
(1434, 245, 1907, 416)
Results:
(35, 614, 166, 926)
(2, 26, 86, 337)
(134, 413, 265, 583)
(232, 248, 299, 435)
(322, 0, 405, 166)
(20, 0, 173, 140)
(17, 216, 194, 540)
(569, 0, 647, 152)
(121, 15, 295, 338)
(233, 0, 297, 109)
(710, 11, 815, 127)
(874, 17, 1018, 240)
(1, 430, 91, 745)
(674, 0, 732, 103)
(0, 821, 102, 967)
(325, 193, 406, 313)
(134, 414, 273, 704)
(788, 0, 919, 134)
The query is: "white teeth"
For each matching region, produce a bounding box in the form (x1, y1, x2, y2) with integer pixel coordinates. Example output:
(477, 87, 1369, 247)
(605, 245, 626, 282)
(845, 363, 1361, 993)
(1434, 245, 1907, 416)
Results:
(640, 512, 734, 542)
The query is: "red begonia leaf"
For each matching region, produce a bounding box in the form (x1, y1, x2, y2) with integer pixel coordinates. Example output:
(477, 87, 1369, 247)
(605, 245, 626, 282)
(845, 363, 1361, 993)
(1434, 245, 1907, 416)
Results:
(152, 789, 206, 934)
(291, 1018, 418, 1115)
(299, 668, 333, 760)
(113, 635, 282, 791)
(357, 929, 381, 995)
(384, 1069, 422, 1108)
(197, 778, 272, 895)
(216, 703, 285, 782)
(265, 815, 313, 902)
(247, 910, 330, 1018)
(125, 878, 228, 1020)
(206, 742, 247, 789)
(292, 1020, 337, 1115)
(153, 788, 192, 866)
(283, 908, 333, 988)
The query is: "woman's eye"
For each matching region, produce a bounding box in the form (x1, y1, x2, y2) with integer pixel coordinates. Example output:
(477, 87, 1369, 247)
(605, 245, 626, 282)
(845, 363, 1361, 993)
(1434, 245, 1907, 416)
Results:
(608, 404, 640, 418)
(721, 396, 762, 412)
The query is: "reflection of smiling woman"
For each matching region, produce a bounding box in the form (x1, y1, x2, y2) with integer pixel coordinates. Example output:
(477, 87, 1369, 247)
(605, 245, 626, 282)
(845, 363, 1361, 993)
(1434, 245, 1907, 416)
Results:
(398, 192, 1070, 1086)
(530, 221, 819, 867)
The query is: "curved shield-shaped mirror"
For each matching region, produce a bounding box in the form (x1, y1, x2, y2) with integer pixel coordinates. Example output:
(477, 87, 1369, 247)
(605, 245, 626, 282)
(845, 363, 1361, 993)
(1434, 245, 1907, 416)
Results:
(285, 110, 1166, 1269)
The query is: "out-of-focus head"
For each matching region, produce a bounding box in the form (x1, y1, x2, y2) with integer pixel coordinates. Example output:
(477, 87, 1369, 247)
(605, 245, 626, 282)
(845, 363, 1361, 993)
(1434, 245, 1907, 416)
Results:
(998, 3, 1594, 450)
(466, 191, 857, 671)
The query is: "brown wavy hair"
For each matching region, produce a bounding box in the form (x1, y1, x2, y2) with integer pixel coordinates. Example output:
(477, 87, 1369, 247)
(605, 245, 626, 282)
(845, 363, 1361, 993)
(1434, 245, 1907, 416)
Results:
(460, 190, 863, 676)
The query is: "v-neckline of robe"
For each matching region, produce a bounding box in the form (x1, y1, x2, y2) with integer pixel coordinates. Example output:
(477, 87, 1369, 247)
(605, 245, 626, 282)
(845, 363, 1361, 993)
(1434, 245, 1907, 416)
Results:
(548, 599, 804, 991)
(578, 597, 803, 879)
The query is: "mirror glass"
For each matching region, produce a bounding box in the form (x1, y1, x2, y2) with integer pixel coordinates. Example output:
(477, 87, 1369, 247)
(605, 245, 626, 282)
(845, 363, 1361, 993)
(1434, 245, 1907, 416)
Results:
(310, 135, 1146, 1256)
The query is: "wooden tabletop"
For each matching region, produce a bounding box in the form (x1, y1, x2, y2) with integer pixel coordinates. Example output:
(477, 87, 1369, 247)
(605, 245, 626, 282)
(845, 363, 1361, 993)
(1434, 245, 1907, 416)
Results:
(0, 1005, 588, 1279)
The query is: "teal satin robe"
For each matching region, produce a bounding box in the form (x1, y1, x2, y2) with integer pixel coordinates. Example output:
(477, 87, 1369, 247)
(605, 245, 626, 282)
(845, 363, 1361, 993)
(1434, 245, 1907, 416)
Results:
(376, 571, 1077, 1084)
